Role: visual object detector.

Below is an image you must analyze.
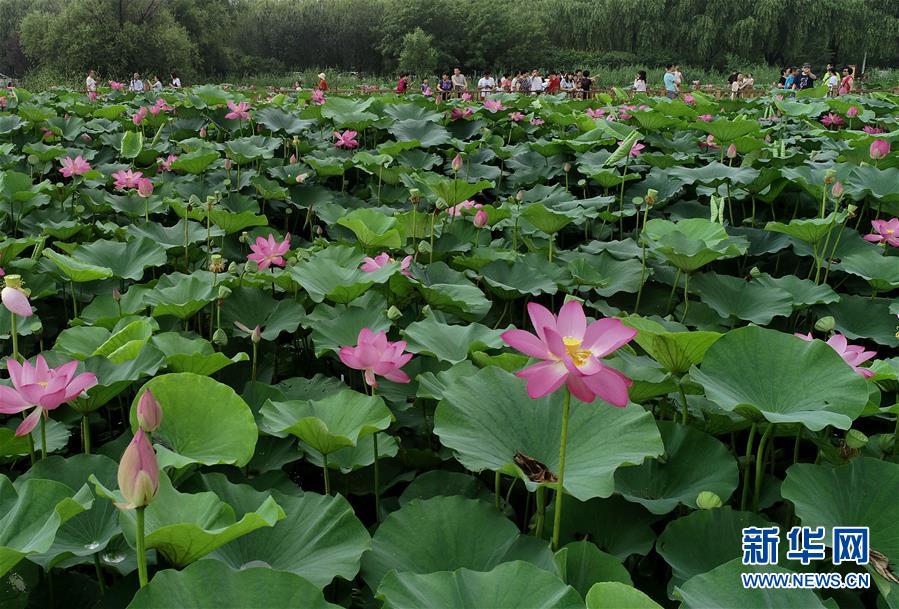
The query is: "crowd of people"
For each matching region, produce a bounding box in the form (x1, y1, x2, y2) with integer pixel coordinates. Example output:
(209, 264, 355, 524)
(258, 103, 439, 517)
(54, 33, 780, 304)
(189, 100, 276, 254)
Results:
(776, 63, 855, 96)
(84, 70, 182, 100)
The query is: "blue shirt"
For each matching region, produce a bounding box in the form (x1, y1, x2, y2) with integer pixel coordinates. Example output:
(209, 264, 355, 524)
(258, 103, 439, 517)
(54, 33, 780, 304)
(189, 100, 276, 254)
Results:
(663, 72, 676, 92)
(783, 75, 795, 90)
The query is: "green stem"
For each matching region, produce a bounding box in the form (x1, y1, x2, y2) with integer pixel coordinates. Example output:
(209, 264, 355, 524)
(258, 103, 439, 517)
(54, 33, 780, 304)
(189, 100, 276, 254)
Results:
(534, 486, 546, 538)
(40, 415, 47, 459)
(136, 506, 148, 588)
(10, 313, 18, 361)
(681, 273, 690, 323)
(93, 553, 105, 596)
(70, 282, 78, 319)
(429, 210, 436, 264)
(494, 471, 501, 510)
(373, 432, 381, 522)
(753, 424, 774, 512)
(678, 382, 689, 424)
(251, 342, 258, 382)
(551, 389, 572, 551)
(792, 430, 801, 464)
(740, 423, 757, 511)
(82, 416, 91, 454)
(666, 269, 682, 315)
(322, 454, 331, 495)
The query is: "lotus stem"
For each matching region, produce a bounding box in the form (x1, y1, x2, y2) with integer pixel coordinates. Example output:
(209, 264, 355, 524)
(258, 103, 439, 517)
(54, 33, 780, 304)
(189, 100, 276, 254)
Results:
(70, 281, 78, 319)
(681, 273, 690, 323)
(136, 506, 148, 588)
(740, 423, 757, 511)
(10, 312, 19, 362)
(82, 416, 91, 454)
(753, 424, 774, 512)
(93, 553, 105, 596)
(678, 381, 689, 424)
(551, 388, 572, 551)
(251, 342, 258, 382)
(495, 471, 501, 510)
(373, 431, 381, 522)
(322, 454, 331, 495)
(666, 269, 682, 314)
(534, 486, 546, 538)
(40, 415, 47, 459)
(793, 430, 801, 464)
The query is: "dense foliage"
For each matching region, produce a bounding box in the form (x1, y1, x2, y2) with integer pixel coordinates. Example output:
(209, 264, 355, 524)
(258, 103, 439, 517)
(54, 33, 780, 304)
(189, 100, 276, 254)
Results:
(1, 0, 898, 80)
(0, 80, 897, 608)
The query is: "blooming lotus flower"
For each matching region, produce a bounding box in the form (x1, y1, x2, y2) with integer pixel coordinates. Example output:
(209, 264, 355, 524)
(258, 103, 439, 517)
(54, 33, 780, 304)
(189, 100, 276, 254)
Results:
(474, 209, 489, 228)
(617, 140, 644, 157)
(509, 111, 525, 122)
(450, 107, 473, 120)
(360, 252, 412, 277)
(863, 218, 899, 247)
(311, 89, 326, 105)
(0, 356, 98, 436)
(684, 94, 695, 105)
(530, 117, 544, 126)
(334, 130, 359, 149)
(586, 108, 605, 119)
(109, 81, 125, 91)
(136, 390, 162, 433)
(795, 333, 876, 378)
(116, 430, 159, 509)
(862, 125, 883, 135)
(158, 154, 178, 172)
(483, 99, 505, 112)
(1, 282, 32, 318)
(149, 98, 172, 115)
(248, 233, 290, 270)
(461, 92, 472, 101)
(447, 200, 478, 216)
(60, 155, 91, 178)
(698, 114, 714, 122)
(820, 113, 844, 127)
(846, 106, 859, 118)
(112, 169, 143, 190)
(501, 301, 636, 405)
(870, 139, 890, 160)
(339, 327, 413, 387)
(132, 107, 148, 125)
(136, 178, 153, 198)
(225, 100, 251, 120)
(699, 134, 719, 150)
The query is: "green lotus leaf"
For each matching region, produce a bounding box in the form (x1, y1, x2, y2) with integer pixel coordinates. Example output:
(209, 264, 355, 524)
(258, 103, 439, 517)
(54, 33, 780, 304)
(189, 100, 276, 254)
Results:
(120, 130, 143, 159)
(548, 494, 659, 560)
(623, 315, 722, 374)
(695, 118, 761, 142)
(91, 318, 155, 363)
(615, 421, 738, 514)
(170, 148, 220, 174)
(774, 98, 830, 118)
(0, 115, 26, 135)
(409, 261, 491, 320)
(259, 388, 392, 456)
(585, 582, 663, 609)
(207, 208, 268, 234)
(688, 273, 793, 324)
(566, 253, 645, 297)
(290, 244, 397, 303)
(752, 273, 840, 307)
(389, 119, 451, 147)
(336, 208, 403, 249)
(411, 174, 493, 207)
(398, 471, 492, 506)
(127, 219, 223, 249)
(479, 254, 567, 298)
(143, 271, 218, 319)
(824, 294, 899, 347)
(319, 96, 378, 128)
(304, 296, 391, 356)
(845, 165, 899, 203)
(521, 203, 575, 234)
(304, 431, 399, 474)
(150, 333, 248, 375)
(556, 541, 632, 598)
(377, 561, 583, 609)
(73, 347, 165, 412)
(691, 326, 869, 430)
(434, 366, 663, 500)
(361, 496, 557, 590)
(402, 315, 505, 364)
(42, 248, 114, 282)
(0, 475, 92, 577)
(127, 559, 337, 609)
(642, 218, 748, 272)
(764, 211, 846, 244)
(221, 285, 305, 341)
(255, 107, 315, 134)
(224, 135, 280, 164)
(22, 142, 65, 162)
(130, 373, 258, 468)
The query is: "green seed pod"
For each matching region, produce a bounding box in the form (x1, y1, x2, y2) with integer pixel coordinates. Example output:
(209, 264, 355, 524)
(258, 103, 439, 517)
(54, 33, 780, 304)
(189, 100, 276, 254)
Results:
(845, 429, 868, 450)
(386, 305, 402, 321)
(212, 328, 228, 346)
(814, 316, 836, 332)
(877, 434, 894, 454)
(696, 491, 723, 509)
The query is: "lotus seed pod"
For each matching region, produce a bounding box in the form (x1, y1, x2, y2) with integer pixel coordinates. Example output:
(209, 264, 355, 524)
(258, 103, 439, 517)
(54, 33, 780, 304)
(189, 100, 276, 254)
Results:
(387, 305, 402, 320)
(814, 316, 836, 332)
(877, 434, 894, 454)
(227, 262, 238, 274)
(409, 188, 421, 204)
(846, 204, 858, 218)
(845, 429, 868, 450)
(212, 328, 228, 346)
(645, 189, 658, 206)
(696, 491, 723, 509)
(749, 266, 761, 278)
(823, 168, 836, 185)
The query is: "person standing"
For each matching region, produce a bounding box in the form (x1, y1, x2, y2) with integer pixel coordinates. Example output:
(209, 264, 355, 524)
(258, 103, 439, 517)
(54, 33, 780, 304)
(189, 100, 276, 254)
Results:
(530, 70, 544, 94)
(317, 72, 328, 92)
(633, 70, 647, 93)
(396, 73, 409, 94)
(129, 73, 144, 92)
(86, 69, 97, 101)
(663, 64, 678, 99)
(477, 72, 495, 98)
(838, 66, 855, 95)
(825, 68, 839, 96)
(451, 68, 467, 97)
(499, 73, 512, 92)
(578, 70, 592, 99)
(795, 64, 817, 90)
(546, 71, 561, 94)
(170, 72, 182, 88)
(437, 73, 453, 102)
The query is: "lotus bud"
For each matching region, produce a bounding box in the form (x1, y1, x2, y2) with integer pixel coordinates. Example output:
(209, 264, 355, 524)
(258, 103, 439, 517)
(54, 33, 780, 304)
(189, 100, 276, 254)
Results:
(421, 305, 431, 316)
(208, 254, 225, 273)
(473, 209, 489, 228)
(563, 162, 572, 173)
(315, 225, 323, 236)
(845, 429, 868, 450)
(696, 491, 723, 509)
(814, 315, 835, 332)
(516, 190, 525, 202)
(451, 153, 463, 173)
(1, 275, 32, 318)
(823, 169, 836, 185)
(199, 127, 207, 138)
(296, 173, 308, 183)
(137, 178, 154, 198)
(289, 154, 297, 164)
(749, 266, 761, 278)
(112, 287, 122, 302)
(224, 158, 232, 171)
(869, 139, 890, 160)
(212, 328, 228, 346)
(116, 430, 159, 509)
(726, 143, 737, 159)
(386, 305, 403, 321)
(846, 106, 858, 118)
(878, 434, 894, 454)
(136, 390, 162, 433)
(645, 189, 658, 207)
(831, 181, 844, 199)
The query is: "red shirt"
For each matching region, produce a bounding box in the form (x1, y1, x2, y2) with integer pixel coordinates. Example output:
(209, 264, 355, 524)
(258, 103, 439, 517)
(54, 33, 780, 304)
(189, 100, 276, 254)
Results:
(318, 79, 328, 91)
(547, 76, 561, 93)
(396, 78, 407, 93)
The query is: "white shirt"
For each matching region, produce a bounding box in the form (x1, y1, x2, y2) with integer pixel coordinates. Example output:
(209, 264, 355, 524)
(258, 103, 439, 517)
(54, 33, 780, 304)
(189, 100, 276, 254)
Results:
(827, 75, 838, 88)
(477, 77, 495, 90)
(171, 77, 181, 88)
(130, 80, 144, 92)
(86, 76, 96, 92)
(531, 76, 544, 92)
(633, 78, 647, 92)
(152, 81, 163, 91)
(560, 78, 574, 91)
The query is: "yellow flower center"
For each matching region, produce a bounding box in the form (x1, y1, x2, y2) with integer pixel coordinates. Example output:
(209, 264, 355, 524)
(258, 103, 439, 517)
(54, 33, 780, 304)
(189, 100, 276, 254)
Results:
(563, 336, 591, 367)
(886, 229, 895, 235)
(37, 381, 48, 388)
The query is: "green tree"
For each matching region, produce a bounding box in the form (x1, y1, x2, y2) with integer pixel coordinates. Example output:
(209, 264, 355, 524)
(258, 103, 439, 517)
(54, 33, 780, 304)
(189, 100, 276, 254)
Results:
(398, 27, 437, 77)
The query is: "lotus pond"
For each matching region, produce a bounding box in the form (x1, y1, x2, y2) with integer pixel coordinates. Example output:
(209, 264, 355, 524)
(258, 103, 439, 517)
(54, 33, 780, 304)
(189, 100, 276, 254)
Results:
(0, 84, 898, 609)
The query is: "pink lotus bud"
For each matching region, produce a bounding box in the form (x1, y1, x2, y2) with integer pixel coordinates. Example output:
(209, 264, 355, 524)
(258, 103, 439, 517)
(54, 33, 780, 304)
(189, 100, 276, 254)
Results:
(846, 106, 858, 118)
(136, 390, 162, 433)
(112, 287, 121, 302)
(831, 181, 844, 198)
(136, 178, 153, 198)
(80, 133, 93, 143)
(116, 430, 159, 509)
(224, 158, 232, 171)
(451, 153, 463, 173)
(289, 154, 297, 164)
(296, 173, 307, 183)
(199, 127, 207, 138)
(726, 143, 737, 159)
(473, 209, 488, 228)
(1, 275, 32, 318)
(870, 139, 890, 160)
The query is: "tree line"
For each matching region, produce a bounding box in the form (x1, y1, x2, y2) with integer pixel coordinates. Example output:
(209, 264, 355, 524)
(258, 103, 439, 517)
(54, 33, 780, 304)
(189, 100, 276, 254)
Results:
(1, 0, 896, 81)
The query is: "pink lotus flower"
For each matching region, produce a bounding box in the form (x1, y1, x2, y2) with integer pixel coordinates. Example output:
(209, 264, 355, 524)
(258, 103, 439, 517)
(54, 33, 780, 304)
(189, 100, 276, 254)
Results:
(474, 209, 489, 228)
(136, 178, 153, 198)
(338, 328, 413, 387)
(795, 333, 876, 378)
(450, 107, 473, 120)
(509, 112, 525, 122)
(109, 81, 125, 91)
(60, 155, 91, 178)
(530, 117, 544, 126)
(451, 153, 463, 172)
(360, 252, 412, 277)
(248, 233, 290, 270)
(447, 200, 478, 216)
(132, 106, 148, 125)
(234, 321, 263, 343)
(862, 125, 883, 135)
(726, 143, 738, 159)
(158, 154, 178, 172)
(617, 140, 644, 157)
(225, 100, 251, 120)
(820, 113, 844, 128)
(863, 218, 899, 247)
(0, 356, 98, 436)
(483, 99, 506, 112)
(0, 96, 6, 109)
(698, 114, 714, 122)
(148, 98, 172, 116)
(586, 108, 605, 119)
(311, 89, 326, 105)
(136, 390, 162, 433)
(699, 134, 719, 150)
(870, 139, 890, 160)
(334, 130, 359, 149)
(116, 429, 159, 509)
(846, 106, 859, 118)
(199, 127, 207, 138)
(461, 92, 472, 101)
(501, 301, 636, 405)
(1, 285, 32, 317)
(112, 169, 143, 190)
(618, 112, 632, 120)
(684, 94, 695, 105)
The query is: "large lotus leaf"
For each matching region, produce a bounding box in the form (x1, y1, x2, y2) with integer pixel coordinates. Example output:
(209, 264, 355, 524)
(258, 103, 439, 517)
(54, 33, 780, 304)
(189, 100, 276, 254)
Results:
(688, 273, 793, 324)
(479, 255, 567, 298)
(783, 459, 899, 564)
(170, 149, 220, 174)
(691, 326, 869, 430)
(221, 285, 305, 341)
(127, 559, 338, 609)
(73, 347, 165, 412)
(143, 271, 218, 319)
(207, 208, 268, 234)
(752, 273, 839, 307)
(73, 238, 166, 281)
(586, 582, 663, 609)
(0, 475, 92, 577)
(305, 431, 399, 474)
(255, 107, 315, 134)
(0, 115, 26, 135)
(614, 422, 738, 514)
(120, 130, 143, 159)
(290, 244, 397, 303)
(566, 253, 644, 297)
(409, 262, 491, 320)
(824, 294, 899, 347)
(666, 162, 759, 187)
(259, 388, 392, 455)
(556, 541, 631, 598)
(521, 203, 575, 234)
(128, 219, 223, 249)
(89, 318, 155, 363)
(414, 175, 493, 207)
(696, 118, 761, 142)
(224, 136, 280, 164)
(129, 373, 258, 468)
(361, 496, 557, 589)
(846, 165, 899, 203)
(765, 211, 846, 244)
(204, 478, 370, 587)
(319, 96, 378, 127)
(623, 316, 722, 374)
(676, 559, 828, 609)
(548, 494, 659, 560)
(643, 218, 747, 272)
(16, 455, 119, 569)
(836, 247, 899, 291)
(388, 119, 451, 147)
(657, 507, 773, 585)
(377, 561, 583, 609)
(398, 471, 492, 506)
(774, 98, 830, 118)
(434, 366, 663, 500)
(402, 316, 505, 364)
(336, 208, 403, 249)
(91, 472, 284, 568)
(151, 333, 248, 375)
(41, 248, 113, 282)
(304, 297, 391, 357)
